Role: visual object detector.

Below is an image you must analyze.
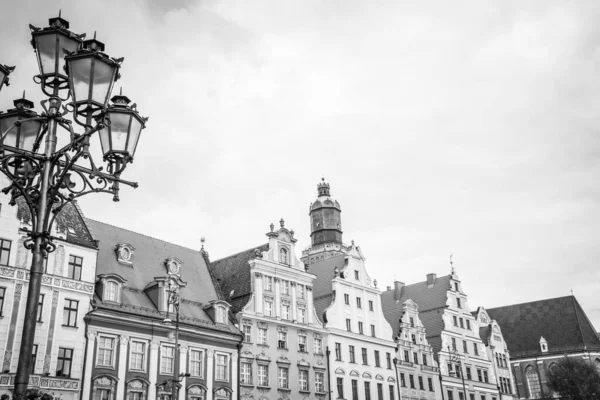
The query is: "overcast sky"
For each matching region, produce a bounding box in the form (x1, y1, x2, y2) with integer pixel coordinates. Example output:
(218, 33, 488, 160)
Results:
(2, 0, 600, 329)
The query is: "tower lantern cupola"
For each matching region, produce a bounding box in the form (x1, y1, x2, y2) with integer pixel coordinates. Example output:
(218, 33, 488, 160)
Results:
(309, 178, 342, 247)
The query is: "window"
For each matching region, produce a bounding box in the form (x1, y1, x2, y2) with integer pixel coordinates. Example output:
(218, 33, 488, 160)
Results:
(68, 255, 83, 280)
(63, 299, 78, 327)
(281, 280, 290, 295)
(298, 333, 307, 352)
(356, 297, 362, 308)
(463, 340, 468, 353)
(470, 394, 476, 400)
(349, 345, 356, 363)
(362, 348, 368, 365)
(473, 343, 479, 356)
(298, 284, 305, 299)
(375, 350, 380, 367)
(459, 318, 464, 328)
(278, 367, 289, 388)
(31, 344, 38, 374)
(400, 373, 406, 387)
(258, 364, 269, 386)
(371, 324, 376, 337)
(352, 379, 359, 400)
(189, 349, 203, 377)
(265, 276, 273, 291)
(241, 362, 252, 384)
(299, 369, 309, 391)
(216, 306, 227, 323)
(279, 247, 289, 264)
(477, 369, 482, 382)
(216, 354, 229, 381)
(298, 307, 306, 323)
(258, 327, 267, 345)
(386, 352, 392, 369)
(422, 354, 428, 366)
(264, 299, 273, 317)
(127, 340, 146, 371)
(243, 325, 252, 343)
(418, 376, 424, 390)
(466, 366, 472, 380)
(413, 352, 418, 364)
(389, 385, 395, 400)
(447, 390, 454, 400)
(459, 393, 465, 400)
(105, 281, 119, 302)
(335, 343, 342, 360)
(364, 381, 371, 400)
(0, 287, 5, 316)
(0, 239, 11, 266)
(451, 338, 457, 351)
(278, 331, 287, 349)
(337, 377, 344, 399)
(404, 350, 409, 362)
(56, 347, 73, 377)
(466, 319, 471, 330)
(369, 300, 374, 311)
(358, 322, 364, 334)
(411, 334, 416, 344)
(354, 270, 359, 280)
(346, 319, 352, 332)
(457, 298, 462, 308)
(454, 282, 459, 291)
(37, 294, 44, 322)
(281, 304, 290, 320)
(409, 374, 415, 389)
(483, 370, 489, 383)
(315, 371, 324, 393)
(344, 294, 350, 305)
(314, 337, 322, 354)
(428, 377, 433, 391)
(453, 316, 458, 326)
(377, 383, 383, 400)
(161, 346, 175, 374)
(97, 388, 111, 400)
(410, 317, 415, 327)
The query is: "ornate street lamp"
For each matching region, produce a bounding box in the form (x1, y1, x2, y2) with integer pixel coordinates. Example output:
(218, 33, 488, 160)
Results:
(0, 14, 147, 399)
(163, 283, 183, 400)
(0, 64, 15, 92)
(448, 346, 468, 399)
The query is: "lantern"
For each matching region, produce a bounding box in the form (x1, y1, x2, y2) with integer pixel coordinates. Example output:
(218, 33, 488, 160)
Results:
(0, 97, 43, 153)
(65, 37, 122, 126)
(0, 64, 15, 92)
(30, 14, 82, 94)
(98, 92, 147, 163)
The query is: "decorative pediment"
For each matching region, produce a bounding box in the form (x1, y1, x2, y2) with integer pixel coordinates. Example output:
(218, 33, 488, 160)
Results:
(362, 372, 372, 379)
(387, 377, 396, 382)
(335, 368, 345, 375)
(188, 384, 207, 395)
(297, 359, 310, 367)
(214, 387, 232, 398)
(375, 374, 384, 381)
(97, 273, 127, 284)
(350, 370, 360, 377)
(276, 356, 291, 365)
(402, 299, 419, 312)
(256, 353, 271, 362)
(277, 325, 288, 333)
(493, 325, 501, 333)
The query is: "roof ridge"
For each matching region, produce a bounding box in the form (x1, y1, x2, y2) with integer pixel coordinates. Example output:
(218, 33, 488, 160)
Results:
(85, 218, 200, 253)
(210, 243, 268, 264)
(572, 296, 587, 347)
(487, 294, 576, 311)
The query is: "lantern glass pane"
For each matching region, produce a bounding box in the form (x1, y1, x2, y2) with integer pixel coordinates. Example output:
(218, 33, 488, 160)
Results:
(127, 117, 142, 157)
(36, 33, 59, 77)
(19, 120, 42, 152)
(69, 57, 92, 103)
(0, 115, 19, 148)
(91, 61, 116, 106)
(98, 125, 110, 157)
(108, 112, 130, 152)
(58, 35, 81, 75)
(0, 71, 6, 89)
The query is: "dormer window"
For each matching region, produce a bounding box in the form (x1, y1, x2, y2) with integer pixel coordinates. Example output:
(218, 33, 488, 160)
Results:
(279, 247, 289, 265)
(116, 244, 135, 265)
(216, 306, 227, 324)
(105, 281, 119, 302)
(97, 274, 127, 303)
(540, 337, 548, 353)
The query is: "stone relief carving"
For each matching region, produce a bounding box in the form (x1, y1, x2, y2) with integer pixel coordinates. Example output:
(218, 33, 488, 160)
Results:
(54, 245, 65, 276)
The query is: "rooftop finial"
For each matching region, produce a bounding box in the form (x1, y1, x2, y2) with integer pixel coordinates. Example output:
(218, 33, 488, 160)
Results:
(94, 31, 97, 40)
(120, 87, 123, 96)
(317, 177, 331, 197)
(59, 9, 62, 17)
(22, 90, 25, 99)
(270, 222, 274, 232)
(200, 237, 205, 250)
(280, 218, 285, 228)
(450, 254, 455, 274)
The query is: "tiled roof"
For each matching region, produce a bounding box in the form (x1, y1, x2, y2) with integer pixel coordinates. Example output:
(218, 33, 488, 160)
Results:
(209, 244, 269, 314)
(17, 198, 96, 248)
(487, 296, 600, 359)
(308, 254, 347, 320)
(381, 275, 451, 354)
(86, 219, 236, 333)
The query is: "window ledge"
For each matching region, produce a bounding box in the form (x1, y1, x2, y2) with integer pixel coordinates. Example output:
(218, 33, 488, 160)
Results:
(257, 385, 271, 390)
(299, 390, 311, 394)
(61, 325, 78, 329)
(277, 388, 291, 392)
(240, 383, 254, 388)
(95, 365, 116, 370)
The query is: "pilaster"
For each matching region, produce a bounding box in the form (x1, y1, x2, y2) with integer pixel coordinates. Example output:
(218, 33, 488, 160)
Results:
(255, 272, 263, 315)
(81, 330, 97, 400)
(307, 286, 314, 324)
(206, 349, 214, 396)
(116, 335, 128, 400)
(148, 339, 160, 400)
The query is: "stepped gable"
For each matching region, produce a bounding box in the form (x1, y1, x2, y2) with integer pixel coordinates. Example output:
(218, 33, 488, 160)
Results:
(210, 243, 269, 314)
(86, 218, 236, 333)
(487, 295, 600, 359)
(381, 275, 452, 354)
(17, 198, 96, 248)
(308, 254, 346, 321)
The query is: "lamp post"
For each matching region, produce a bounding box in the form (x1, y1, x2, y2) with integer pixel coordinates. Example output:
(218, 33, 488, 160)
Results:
(448, 346, 468, 400)
(164, 283, 181, 400)
(0, 14, 147, 399)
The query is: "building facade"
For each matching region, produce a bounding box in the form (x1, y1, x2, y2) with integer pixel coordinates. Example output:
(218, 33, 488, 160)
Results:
(0, 173, 98, 399)
(487, 296, 600, 399)
(473, 307, 516, 399)
(210, 220, 329, 400)
(302, 180, 399, 400)
(82, 218, 242, 400)
(383, 270, 500, 400)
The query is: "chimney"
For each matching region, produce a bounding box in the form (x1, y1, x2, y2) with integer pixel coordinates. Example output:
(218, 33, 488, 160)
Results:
(426, 273, 437, 287)
(386, 286, 391, 291)
(394, 281, 404, 301)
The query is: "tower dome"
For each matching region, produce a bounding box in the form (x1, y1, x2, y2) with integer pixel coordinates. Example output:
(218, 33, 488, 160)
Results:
(309, 178, 342, 246)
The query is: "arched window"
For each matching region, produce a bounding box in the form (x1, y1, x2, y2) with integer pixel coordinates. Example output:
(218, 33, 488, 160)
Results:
(216, 306, 227, 324)
(92, 375, 117, 400)
(525, 365, 541, 398)
(188, 385, 206, 400)
(279, 248, 288, 265)
(105, 281, 119, 302)
(126, 378, 148, 400)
